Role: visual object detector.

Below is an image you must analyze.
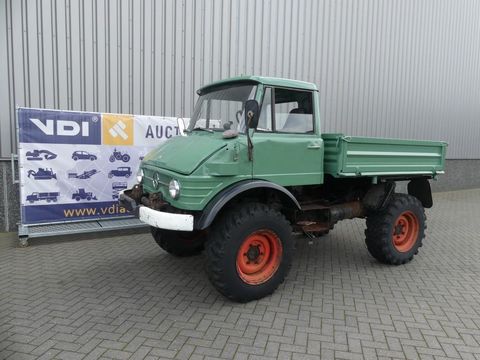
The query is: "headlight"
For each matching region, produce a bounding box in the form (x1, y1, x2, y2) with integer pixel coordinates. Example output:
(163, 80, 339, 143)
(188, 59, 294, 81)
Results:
(136, 168, 144, 183)
(169, 179, 180, 199)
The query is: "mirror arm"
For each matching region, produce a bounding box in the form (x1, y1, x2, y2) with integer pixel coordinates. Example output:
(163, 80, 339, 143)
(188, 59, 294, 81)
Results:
(177, 117, 187, 136)
(246, 111, 254, 161)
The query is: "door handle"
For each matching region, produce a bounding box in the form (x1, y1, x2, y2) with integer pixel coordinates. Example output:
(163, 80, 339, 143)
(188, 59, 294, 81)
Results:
(307, 144, 321, 149)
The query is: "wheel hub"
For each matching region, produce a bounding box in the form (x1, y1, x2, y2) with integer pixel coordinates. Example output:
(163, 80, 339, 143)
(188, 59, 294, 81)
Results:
(236, 230, 283, 285)
(392, 211, 419, 252)
(246, 245, 261, 262)
(393, 223, 405, 236)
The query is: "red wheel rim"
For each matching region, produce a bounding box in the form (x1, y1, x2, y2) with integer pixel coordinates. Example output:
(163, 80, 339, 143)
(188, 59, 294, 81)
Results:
(236, 230, 283, 285)
(392, 211, 419, 252)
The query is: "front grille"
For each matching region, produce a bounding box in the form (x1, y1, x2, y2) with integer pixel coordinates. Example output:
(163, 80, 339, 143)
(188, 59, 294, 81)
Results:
(143, 168, 170, 191)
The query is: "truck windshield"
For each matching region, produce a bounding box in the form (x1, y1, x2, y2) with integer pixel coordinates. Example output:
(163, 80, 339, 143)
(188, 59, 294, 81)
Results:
(188, 84, 257, 133)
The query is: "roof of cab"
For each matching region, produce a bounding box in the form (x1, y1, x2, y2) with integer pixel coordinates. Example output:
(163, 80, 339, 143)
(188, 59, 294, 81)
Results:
(197, 75, 318, 94)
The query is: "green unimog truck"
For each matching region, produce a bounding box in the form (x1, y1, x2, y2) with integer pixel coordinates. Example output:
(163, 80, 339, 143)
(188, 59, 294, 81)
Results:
(120, 76, 447, 302)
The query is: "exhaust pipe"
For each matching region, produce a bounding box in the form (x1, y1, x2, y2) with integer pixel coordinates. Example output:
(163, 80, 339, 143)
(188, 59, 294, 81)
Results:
(328, 201, 365, 222)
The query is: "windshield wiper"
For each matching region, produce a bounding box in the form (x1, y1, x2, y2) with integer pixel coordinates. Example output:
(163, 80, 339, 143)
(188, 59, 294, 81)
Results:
(187, 127, 214, 133)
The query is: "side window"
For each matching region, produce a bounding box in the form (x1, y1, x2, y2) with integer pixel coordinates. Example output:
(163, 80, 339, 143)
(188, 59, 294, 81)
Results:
(274, 88, 314, 133)
(258, 87, 273, 131)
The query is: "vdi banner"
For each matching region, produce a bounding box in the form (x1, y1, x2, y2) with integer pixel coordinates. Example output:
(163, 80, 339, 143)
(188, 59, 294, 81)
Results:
(18, 108, 184, 225)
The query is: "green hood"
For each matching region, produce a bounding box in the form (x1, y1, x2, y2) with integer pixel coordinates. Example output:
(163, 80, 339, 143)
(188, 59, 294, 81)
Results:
(142, 134, 227, 175)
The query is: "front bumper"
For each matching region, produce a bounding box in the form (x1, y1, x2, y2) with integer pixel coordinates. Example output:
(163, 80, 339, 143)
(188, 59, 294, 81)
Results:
(119, 187, 194, 231)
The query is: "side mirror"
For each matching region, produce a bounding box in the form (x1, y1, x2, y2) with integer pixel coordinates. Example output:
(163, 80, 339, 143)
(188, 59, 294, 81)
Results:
(244, 100, 259, 129)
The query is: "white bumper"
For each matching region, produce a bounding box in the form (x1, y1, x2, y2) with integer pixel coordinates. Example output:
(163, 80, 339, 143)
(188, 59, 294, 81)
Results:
(139, 206, 194, 231)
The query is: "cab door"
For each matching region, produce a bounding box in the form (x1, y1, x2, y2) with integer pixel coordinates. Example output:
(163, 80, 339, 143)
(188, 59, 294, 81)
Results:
(252, 87, 324, 186)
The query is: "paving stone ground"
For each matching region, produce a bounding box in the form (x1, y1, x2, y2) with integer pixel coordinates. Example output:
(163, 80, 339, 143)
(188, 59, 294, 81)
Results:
(1, 189, 480, 360)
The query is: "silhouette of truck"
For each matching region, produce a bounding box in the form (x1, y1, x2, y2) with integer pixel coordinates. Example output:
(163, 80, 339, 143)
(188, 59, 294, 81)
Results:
(72, 188, 97, 201)
(26, 192, 59, 203)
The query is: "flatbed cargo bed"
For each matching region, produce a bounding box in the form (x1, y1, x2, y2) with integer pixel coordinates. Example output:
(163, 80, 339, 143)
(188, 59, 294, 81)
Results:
(322, 133, 447, 178)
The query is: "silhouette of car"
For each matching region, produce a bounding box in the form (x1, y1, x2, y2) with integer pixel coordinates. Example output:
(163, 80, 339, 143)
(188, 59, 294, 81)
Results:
(108, 167, 132, 178)
(72, 151, 97, 161)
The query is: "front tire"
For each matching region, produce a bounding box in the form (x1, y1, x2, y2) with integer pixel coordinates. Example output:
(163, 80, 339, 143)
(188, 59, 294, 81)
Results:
(150, 228, 205, 257)
(205, 202, 294, 302)
(365, 193, 426, 265)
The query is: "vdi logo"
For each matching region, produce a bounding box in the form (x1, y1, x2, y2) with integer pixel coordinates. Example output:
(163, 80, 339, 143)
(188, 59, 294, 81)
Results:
(102, 114, 134, 146)
(108, 120, 129, 140)
(30, 118, 91, 137)
(18, 108, 101, 144)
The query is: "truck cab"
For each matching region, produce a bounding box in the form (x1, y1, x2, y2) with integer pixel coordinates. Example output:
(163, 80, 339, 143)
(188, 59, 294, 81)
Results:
(121, 76, 446, 302)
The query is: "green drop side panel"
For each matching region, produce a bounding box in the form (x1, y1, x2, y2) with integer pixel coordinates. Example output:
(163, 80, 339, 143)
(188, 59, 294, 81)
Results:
(322, 133, 447, 177)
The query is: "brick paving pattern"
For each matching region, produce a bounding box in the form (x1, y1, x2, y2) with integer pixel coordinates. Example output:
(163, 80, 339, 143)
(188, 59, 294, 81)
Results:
(1, 189, 480, 360)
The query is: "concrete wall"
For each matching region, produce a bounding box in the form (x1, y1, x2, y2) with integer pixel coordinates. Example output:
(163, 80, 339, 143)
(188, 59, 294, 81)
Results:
(2, 158, 479, 233)
(430, 160, 480, 192)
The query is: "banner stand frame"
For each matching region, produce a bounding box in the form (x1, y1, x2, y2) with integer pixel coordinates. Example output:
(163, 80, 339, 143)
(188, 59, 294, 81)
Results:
(17, 217, 148, 247)
(15, 108, 150, 246)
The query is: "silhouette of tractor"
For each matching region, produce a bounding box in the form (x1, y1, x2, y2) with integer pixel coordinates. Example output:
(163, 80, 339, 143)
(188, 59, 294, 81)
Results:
(109, 148, 130, 163)
(72, 188, 97, 201)
(27, 168, 57, 180)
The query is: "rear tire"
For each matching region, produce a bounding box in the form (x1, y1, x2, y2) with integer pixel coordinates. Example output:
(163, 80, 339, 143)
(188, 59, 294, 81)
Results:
(205, 202, 294, 302)
(150, 228, 205, 257)
(365, 193, 426, 265)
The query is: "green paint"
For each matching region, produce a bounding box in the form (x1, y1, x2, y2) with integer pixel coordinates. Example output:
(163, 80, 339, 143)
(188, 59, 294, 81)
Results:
(139, 76, 447, 211)
(322, 134, 447, 177)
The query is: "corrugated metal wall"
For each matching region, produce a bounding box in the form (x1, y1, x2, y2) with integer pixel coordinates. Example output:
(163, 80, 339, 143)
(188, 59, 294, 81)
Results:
(1, 0, 480, 159)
